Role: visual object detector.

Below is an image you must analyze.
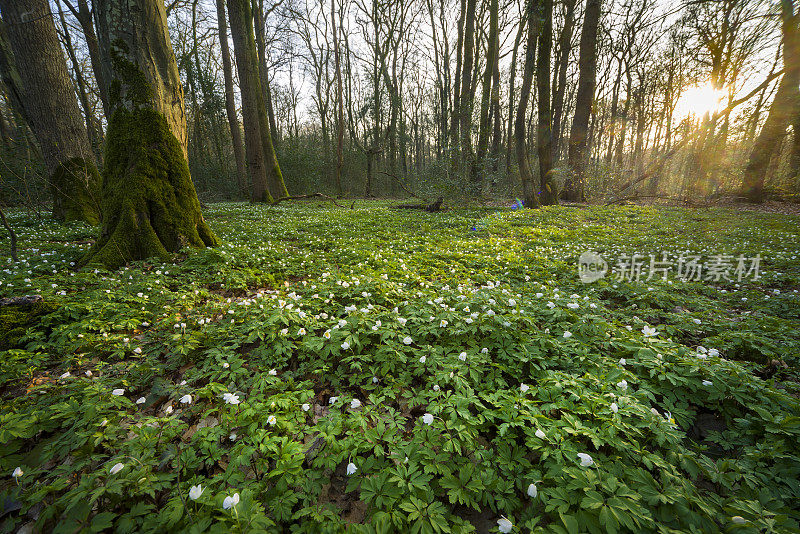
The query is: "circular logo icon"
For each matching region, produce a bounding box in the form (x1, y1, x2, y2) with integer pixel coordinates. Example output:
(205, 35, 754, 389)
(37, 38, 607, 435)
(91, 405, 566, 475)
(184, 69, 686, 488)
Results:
(578, 251, 607, 283)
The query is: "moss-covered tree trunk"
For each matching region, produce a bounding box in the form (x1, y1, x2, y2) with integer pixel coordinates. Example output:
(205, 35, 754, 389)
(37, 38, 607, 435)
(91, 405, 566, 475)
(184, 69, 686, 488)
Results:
(0, 0, 101, 224)
(84, 0, 217, 269)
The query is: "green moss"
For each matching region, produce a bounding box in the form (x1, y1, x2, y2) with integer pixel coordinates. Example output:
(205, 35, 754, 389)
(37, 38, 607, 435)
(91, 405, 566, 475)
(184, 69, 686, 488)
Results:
(0, 302, 59, 350)
(51, 157, 102, 225)
(81, 107, 218, 269)
(108, 39, 153, 109)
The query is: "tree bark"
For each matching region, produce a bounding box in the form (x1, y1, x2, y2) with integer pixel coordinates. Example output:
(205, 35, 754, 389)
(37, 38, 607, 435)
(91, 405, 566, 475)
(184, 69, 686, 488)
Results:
(215, 0, 248, 197)
(564, 0, 601, 202)
(536, 0, 557, 205)
(227, 0, 273, 201)
(85, 0, 217, 268)
(551, 0, 576, 162)
(476, 0, 499, 175)
(742, 0, 800, 202)
(516, 0, 541, 208)
(459, 0, 478, 181)
(0, 0, 101, 224)
(332, 0, 344, 195)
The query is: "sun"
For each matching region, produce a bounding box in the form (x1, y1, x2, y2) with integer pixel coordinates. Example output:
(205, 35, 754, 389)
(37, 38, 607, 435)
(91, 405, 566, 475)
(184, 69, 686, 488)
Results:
(675, 82, 727, 119)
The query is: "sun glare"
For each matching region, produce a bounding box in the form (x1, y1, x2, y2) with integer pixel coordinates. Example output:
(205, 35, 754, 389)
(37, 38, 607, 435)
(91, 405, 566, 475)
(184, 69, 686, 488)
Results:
(675, 83, 727, 119)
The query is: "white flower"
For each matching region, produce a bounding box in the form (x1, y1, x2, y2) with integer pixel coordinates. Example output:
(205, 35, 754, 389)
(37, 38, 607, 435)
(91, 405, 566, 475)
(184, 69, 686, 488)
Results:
(440, 320, 448, 327)
(642, 326, 657, 337)
(577, 453, 594, 467)
(693, 318, 702, 324)
(136, 396, 146, 405)
(229, 433, 237, 441)
(547, 301, 555, 309)
(165, 405, 173, 415)
(520, 383, 529, 393)
(497, 517, 513, 533)
(222, 493, 240, 510)
(222, 362, 230, 368)
(422, 413, 434, 425)
(302, 403, 310, 411)
(112, 388, 125, 396)
(402, 336, 413, 345)
(329, 396, 339, 405)
(222, 392, 240, 405)
(458, 352, 467, 361)
(133, 347, 142, 354)
(351, 398, 362, 409)
(267, 415, 277, 425)
(372, 376, 379, 384)
(109, 462, 125, 475)
(346, 462, 358, 475)
(535, 429, 546, 439)
(567, 302, 579, 309)
(616, 380, 628, 391)
(397, 317, 407, 325)
(341, 341, 350, 350)
(180, 394, 192, 404)
(298, 328, 306, 335)
(269, 369, 277, 376)
(611, 402, 619, 413)
(419, 355, 427, 364)
(702, 380, 713, 386)
(527, 483, 538, 498)
(480, 347, 488, 354)
(708, 348, 719, 357)
(12, 467, 23, 480)
(563, 331, 572, 339)
(60, 372, 71, 379)
(189, 485, 203, 500)
(433, 384, 440, 391)
(619, 358, 626, 366)
(508, 299, 516, 306)
(85, 370, 93, 377)
(731, 516, 746, 524)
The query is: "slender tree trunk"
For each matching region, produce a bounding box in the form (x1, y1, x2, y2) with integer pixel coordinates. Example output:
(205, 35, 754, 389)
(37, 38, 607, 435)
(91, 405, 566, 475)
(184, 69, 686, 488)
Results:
(451, 0, 466, 154)
(506, 14, 526, 170)
(0, 0, 101, 224)
(459, 0, 478, 181)
(332, 0, 344, 195)
(215, 0, 248, 196)
(63, 0, 109, 119)
(476, 0, 499, 177)
(564, 0, 601, 202)
(551, 0, 576, 162)
(516, 0, 541, 208)
(228, 0, 274, 201)
(86, 0, 217, 268)
(536, 0, 557, 205)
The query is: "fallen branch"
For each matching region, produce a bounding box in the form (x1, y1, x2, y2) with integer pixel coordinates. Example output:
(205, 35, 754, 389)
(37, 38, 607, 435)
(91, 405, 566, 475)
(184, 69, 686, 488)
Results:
(272, 193, 350, 209)
(392, 197, 445, 212)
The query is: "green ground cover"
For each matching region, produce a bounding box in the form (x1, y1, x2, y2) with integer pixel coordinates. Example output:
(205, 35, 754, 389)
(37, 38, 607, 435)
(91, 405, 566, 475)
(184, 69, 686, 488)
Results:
(1, 201, 799, 533)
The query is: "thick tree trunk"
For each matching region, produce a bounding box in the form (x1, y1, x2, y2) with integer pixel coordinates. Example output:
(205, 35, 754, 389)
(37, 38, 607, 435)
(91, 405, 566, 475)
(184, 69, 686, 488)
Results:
(742, 2, 800, 202)
(0, 0, 100, 224)
(563, 0, 601, 202)
(215, 0, 248, 197)
(85, 0, 217, 268)
(516, 0, 541, 208)
(536, 0, 558, 205)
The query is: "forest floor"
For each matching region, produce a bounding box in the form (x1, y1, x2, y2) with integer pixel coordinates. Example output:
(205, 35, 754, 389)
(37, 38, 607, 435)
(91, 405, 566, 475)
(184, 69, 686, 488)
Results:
(1, 201, 799, 533)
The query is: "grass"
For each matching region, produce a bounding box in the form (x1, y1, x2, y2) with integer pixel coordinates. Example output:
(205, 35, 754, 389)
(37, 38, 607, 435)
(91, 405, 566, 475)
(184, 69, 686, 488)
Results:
(1, 200, 799, 533)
